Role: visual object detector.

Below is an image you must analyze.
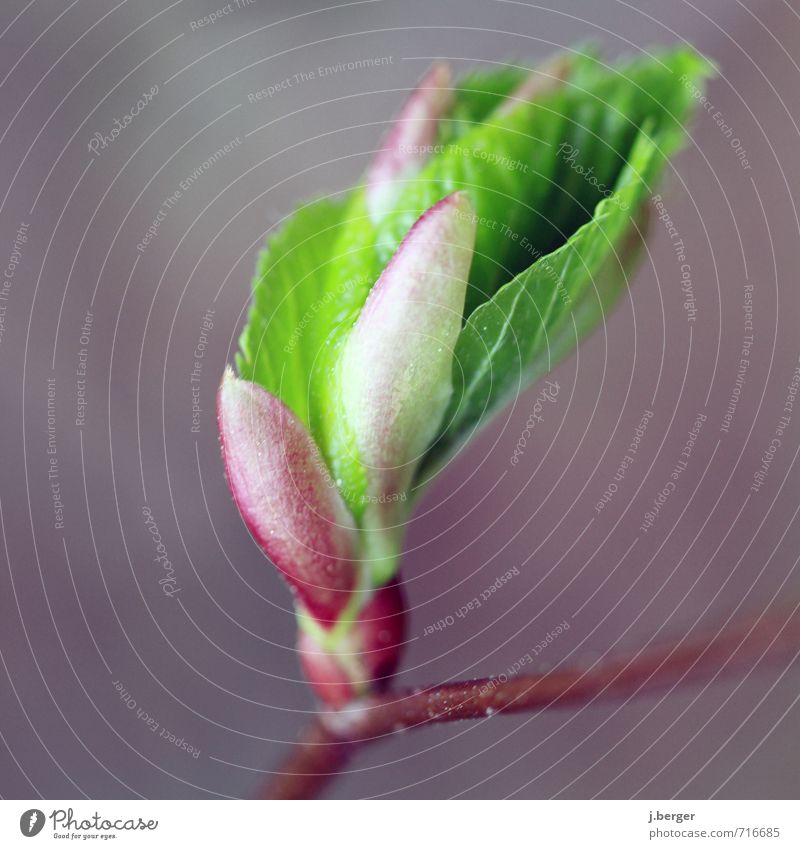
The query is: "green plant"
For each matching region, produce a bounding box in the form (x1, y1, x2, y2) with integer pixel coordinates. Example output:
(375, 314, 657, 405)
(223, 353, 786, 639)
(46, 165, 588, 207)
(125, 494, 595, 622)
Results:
(211, 47, 770, 798)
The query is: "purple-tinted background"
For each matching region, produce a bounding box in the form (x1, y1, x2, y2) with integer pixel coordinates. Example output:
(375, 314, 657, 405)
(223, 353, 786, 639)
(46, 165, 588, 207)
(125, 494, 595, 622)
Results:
(0, 0, 799, 799)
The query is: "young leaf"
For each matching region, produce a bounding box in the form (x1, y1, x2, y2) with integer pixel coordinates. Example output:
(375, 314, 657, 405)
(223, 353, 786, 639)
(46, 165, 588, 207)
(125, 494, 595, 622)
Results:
(426, 121, 674, 468)
(335, 192, 476, 536)
(236, 194, 356, 430)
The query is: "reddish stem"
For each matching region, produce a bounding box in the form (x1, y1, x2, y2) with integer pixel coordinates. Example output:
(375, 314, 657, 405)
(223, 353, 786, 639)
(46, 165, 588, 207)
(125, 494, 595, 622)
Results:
(259, 605, 800, 799)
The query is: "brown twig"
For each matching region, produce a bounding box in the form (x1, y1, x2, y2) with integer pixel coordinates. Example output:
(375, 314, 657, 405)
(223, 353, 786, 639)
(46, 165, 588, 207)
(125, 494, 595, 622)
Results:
(258, 605, 800, 799)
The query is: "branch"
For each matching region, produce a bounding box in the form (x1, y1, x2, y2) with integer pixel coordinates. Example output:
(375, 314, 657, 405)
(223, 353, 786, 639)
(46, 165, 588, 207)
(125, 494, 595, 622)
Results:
(259, 604, 800, 799)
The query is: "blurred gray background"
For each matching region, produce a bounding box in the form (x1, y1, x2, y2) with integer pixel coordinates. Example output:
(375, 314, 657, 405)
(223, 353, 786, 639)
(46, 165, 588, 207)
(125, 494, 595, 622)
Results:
(1, 0, 799, 799)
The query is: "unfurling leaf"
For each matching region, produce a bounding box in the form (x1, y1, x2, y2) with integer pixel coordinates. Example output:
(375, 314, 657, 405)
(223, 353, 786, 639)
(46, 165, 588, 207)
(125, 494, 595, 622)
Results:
(225, 46, 714, 706)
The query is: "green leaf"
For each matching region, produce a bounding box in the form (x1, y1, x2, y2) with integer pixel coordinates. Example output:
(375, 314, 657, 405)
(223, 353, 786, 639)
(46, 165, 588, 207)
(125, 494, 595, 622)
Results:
(236, 194, 355, 429)
(425, 119, 678, 469)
